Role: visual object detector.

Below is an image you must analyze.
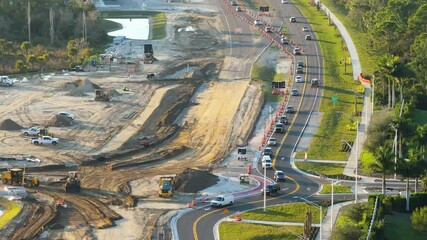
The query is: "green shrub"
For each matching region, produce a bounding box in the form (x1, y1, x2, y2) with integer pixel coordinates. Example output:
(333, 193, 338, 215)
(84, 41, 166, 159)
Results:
(392, 196, 407, 212)
(411, 206, 427, 232)
(410, 192, 427, 211)
(382, 196, 393, 214)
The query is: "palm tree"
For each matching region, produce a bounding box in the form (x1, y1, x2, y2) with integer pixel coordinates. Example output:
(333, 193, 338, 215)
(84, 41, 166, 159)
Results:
(397, 149, 426, 211)
(373, 145, 395, 195)
(411, 124, 427, 192)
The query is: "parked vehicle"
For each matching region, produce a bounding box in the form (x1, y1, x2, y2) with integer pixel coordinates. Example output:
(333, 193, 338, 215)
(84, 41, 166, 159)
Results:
(274, 170, 286, 182)
(31, 136, 59, 145)
(261, 183, 280, 195)
(0, 76, 13, 86)
(1, 168, 39, 187)
(211, 194, 234, 207)
(267, 137, 277, 146)
(21, 127, 40, 136)
(58, 112, 76, 120)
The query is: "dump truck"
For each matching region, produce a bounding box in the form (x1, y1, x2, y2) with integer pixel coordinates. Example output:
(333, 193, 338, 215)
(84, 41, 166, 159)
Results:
(95, 89, 110, 102)
(158, 177, 174, 197)
(1, 168, 39, 187)
(65, 171, 81, 193)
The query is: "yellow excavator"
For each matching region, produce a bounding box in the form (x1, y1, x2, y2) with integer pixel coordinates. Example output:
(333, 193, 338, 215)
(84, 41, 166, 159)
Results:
(1, 168, 39, 187)
(158, 177, 174, 197)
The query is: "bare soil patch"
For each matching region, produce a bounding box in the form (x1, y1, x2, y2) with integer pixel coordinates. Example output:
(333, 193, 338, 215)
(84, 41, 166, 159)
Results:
(0, 119, 23, 130)
(174, 168, 219, 193)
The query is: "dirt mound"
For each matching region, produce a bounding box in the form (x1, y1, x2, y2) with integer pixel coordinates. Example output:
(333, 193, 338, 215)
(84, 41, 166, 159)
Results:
(0, 119, 23, 130)
(59, 79, 101, 92)
(45, 115, 73, 127)
(76, 79, 101, 92)
(174, 168, 219, 193)
(108, 89, 121, 97)
(67, 89, 87, 97)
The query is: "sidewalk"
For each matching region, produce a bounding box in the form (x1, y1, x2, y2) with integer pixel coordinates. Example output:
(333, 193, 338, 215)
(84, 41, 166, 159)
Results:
(316, 199, 367, 240)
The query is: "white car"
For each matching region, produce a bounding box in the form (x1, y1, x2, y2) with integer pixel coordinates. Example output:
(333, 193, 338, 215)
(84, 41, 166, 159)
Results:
(254, 19, 262, 25)
(58, 112, 76, 120)
(267, 137, 277, 146)
(281, 0, 288, 3)
(291, 89, 299, 96)
(295, 76, 303, 83)
(302, 26, 309, 32)
(262, 159, 273, 169)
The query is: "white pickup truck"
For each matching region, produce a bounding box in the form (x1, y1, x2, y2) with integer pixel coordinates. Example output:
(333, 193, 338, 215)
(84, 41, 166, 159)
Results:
(31, 136, 59, 145)
(0, 76, 13, 86)
(21, 127, 40, 136)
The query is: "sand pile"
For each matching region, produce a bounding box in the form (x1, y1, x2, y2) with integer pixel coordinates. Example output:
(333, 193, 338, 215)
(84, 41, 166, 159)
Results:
(108, 89, 121, 97)
(174, 168, 219, 193)
(0, 119, 23, 130)
(45, 115, 73, 127)
(60, 79, 101, 96)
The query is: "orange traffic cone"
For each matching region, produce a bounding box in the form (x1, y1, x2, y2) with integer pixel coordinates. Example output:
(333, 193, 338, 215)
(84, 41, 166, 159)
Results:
(235, 211, 242, 221)
(192, 199, 196, 206)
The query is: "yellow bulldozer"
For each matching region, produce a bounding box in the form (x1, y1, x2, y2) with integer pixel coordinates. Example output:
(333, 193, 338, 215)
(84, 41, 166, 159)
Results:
(64, 171, 81, 193)
(1, 168, 39, 187)
(95, 89, 110, 102)
(158, 176, 174, 197)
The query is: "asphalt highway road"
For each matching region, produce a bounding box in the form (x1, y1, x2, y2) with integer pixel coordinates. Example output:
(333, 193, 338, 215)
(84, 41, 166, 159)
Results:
(176, 1, 327, 240)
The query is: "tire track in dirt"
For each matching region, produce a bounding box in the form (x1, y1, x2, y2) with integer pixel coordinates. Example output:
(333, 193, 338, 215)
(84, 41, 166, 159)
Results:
(12, 204, 56, 240)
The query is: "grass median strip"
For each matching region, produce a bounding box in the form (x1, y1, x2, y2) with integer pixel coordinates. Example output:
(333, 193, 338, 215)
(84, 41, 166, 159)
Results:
(241, 202, 324, 222)
(292, 0, 361, 161)
(0, 197, 22, 229)
(319, 184, 352, 194)
(220, 222, 303, 240)
(295, 162, 344, 176)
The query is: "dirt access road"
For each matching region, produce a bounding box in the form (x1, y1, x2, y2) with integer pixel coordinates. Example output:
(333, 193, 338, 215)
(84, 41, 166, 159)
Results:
(0, 0, 267, 239)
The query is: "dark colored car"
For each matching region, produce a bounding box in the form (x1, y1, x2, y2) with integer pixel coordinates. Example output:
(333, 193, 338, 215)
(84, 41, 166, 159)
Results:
(274, 170, 286, 182)
(285, 106, 295, 113)
(261, 183, 281, 195)
(279, 115, 288, 125)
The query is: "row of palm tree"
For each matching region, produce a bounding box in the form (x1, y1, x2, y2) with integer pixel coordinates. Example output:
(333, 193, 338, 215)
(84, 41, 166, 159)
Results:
(372, 119, 427, 211)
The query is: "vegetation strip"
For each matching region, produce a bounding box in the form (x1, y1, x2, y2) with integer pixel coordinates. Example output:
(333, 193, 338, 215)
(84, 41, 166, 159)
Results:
(0, 197, 22, 229)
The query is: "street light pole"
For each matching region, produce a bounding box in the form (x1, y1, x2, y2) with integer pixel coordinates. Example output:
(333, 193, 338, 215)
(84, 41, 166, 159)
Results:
(300, 197, 322, 240)
(331, 180, 334, 231)
(337, 111, 359, 203)
(372, 75, 375, 115)
(355, 120, 359, 203)
(263, 164, 266, 212)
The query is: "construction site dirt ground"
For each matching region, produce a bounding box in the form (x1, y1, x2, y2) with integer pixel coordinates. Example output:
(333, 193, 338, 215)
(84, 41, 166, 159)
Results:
(0, 1, 291, 239)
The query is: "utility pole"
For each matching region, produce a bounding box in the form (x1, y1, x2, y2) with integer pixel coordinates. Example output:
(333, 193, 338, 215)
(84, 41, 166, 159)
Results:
(263, 165, 266, 212)
(27, 0, 31, 42)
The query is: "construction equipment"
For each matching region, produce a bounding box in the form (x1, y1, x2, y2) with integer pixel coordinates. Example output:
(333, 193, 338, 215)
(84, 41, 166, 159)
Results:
(143, 44, 157, 64)
(122, 86, 129, 91)
(1, 168, 39, 187)
(158, 177, 174, 197)
(65, 171, 81, 193)
(95, 89, 110, 102)
(239, 174, 250, 184)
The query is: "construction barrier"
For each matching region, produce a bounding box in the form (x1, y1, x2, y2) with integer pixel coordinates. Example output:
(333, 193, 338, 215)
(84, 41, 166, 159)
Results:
(192, 199, 196, 206)
(235, 212, 242, 221)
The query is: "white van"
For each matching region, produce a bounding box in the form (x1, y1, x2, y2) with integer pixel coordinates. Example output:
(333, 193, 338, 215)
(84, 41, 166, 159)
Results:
(262, 155, 272, 162)
(211, 194, 234, 207)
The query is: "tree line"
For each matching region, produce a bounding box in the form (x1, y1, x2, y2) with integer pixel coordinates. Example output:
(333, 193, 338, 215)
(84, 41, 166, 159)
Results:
(330, 0, 427, 214)
(0, 0, 109, 73)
